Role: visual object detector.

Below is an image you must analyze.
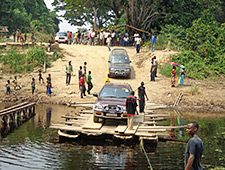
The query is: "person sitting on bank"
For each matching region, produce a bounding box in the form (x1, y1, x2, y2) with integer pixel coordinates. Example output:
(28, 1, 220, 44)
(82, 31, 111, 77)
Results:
(123, 35, 129, 47)
(105, 74, 111, 84)
(12, 76, 21, 90)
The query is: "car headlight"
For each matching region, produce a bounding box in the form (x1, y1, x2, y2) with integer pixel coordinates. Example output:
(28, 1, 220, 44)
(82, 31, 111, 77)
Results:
(126, 68, 130, 72)
(94, 104, 103, 110)
(121, 106, 126, 112)
(65, 37, 68, 40)
(55, 36, 59, 40)
(110, 68, 115, 71)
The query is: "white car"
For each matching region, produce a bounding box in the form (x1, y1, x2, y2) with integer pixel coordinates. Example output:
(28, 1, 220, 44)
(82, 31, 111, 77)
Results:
(55, 32, 68, 43)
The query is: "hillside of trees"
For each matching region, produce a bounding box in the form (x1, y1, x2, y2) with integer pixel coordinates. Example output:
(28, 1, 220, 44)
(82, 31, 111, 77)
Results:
(0, 0, 59, 34)
(53, 0, 225, 79)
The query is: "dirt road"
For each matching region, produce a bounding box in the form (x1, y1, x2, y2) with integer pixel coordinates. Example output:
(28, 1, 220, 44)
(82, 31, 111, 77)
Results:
(0, 44, 224, 111)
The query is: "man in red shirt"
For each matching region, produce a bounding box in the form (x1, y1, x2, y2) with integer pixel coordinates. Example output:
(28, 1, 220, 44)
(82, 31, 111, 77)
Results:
(79, 74, 86, 98)
(68, 32, 72, 45)
(125, 91, 138, 130)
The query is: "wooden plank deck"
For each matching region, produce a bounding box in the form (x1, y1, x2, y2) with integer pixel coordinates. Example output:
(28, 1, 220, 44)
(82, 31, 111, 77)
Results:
(114, 125, 127, 134)
(0, 102, 29, 114)
(124, 124, 139, 135)
(50, 109, 185, 142)
(82, 115, 103, 130)
(0, 102, 36, 116)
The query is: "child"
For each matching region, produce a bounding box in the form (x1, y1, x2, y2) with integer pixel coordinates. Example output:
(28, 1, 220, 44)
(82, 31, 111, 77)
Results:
(47, 40, 51, 52)
(83, 62, 87, 75)
(83, 62, 87, 82)
(12, 76, 21, 90)
(6, 80, 11, 95)
(46, 78, 52, 97)
(78, 66, 82, 80)
(39, 70, 44, 84)
(31, 78, 35, 95)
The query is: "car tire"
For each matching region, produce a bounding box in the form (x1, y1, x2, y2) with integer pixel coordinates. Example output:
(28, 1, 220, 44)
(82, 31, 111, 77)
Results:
(93, 116, 99, 123)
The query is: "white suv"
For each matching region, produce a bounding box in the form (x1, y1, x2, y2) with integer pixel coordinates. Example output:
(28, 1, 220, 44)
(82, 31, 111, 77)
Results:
(55, 32, 68, 43)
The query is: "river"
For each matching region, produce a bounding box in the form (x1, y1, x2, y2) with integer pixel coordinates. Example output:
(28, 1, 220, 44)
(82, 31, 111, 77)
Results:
(0, 104, 224, 170)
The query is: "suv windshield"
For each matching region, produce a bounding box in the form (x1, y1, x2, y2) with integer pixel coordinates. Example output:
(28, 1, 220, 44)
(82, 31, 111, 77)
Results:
(56, 32, 67, 36)
(111, 56, 130, 64)
(99, 87, 130, 98)
(112, 50, 127, 56)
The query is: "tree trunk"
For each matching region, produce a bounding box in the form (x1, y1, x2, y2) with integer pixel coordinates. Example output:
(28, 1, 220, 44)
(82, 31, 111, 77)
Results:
(129, 0, 134, 25)
(93, 7, 97, 30)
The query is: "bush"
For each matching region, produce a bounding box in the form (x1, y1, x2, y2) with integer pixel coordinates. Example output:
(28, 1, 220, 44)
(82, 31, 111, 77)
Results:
(1, 47, 48, 73)
(52, 50, 63, 61)
(1, 48, 26, 72)
(159, 64, 172, 77)
(159, 14, 225, 79)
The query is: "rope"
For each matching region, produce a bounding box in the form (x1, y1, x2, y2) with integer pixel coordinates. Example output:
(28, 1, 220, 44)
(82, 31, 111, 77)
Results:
(140, 138, 153, 170)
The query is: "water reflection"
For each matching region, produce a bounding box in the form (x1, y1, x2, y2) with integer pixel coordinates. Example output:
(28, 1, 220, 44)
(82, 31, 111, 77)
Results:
(0, 103, 224, 170)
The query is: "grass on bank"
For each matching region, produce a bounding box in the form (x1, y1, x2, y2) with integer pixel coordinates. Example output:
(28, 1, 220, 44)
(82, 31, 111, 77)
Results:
(144, 37, 225, 80)
(0, 46, 63, 73)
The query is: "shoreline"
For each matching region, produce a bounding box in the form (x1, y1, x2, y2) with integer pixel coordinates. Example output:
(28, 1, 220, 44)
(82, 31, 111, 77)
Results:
(1, 98, 224, 113)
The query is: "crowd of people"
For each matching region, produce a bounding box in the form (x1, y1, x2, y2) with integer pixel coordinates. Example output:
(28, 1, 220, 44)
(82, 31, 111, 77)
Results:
(67, 29, 152, 53)
(12, 29, 36, 43)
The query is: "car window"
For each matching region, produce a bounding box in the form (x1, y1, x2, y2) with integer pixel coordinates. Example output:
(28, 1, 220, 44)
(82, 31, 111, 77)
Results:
(99, 87, 130, 98)
(111, 56, 130, 64)
(112, 50, 127, 56)
(56, 32, 67, 36)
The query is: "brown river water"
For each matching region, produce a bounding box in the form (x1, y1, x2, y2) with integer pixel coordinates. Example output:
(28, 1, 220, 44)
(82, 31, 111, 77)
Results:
(0, 103, 224, 170)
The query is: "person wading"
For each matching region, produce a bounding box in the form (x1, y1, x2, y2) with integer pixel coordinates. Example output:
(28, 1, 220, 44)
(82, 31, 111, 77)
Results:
(138, 82, 149, 113)
(185, 121, 203, 170)
(66, 61, 73, 85)
(125, 91, 138, 130)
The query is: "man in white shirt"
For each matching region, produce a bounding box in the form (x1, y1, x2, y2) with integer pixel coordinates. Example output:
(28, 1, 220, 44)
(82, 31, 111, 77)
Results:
(134, 31, 139, 48)
(91, 29, 95, 46)
(99, 30, 104, 46)
(104, 30, 109, 45)
(111, 30, 115, 46)
(123, 35, 129, 47)
(136, 35, 142, 53)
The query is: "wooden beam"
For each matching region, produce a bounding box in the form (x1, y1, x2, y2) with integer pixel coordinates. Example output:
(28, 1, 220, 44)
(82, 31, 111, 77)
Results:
(138, 125, 187, 129)
(110, 24, 151, 35)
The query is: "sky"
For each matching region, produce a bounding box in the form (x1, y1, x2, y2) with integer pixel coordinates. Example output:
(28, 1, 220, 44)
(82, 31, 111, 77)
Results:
(44, 0, 86, 32)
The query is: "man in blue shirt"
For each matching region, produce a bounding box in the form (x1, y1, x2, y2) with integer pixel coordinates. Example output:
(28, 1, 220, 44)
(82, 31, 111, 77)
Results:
(151, 32, 156, 52)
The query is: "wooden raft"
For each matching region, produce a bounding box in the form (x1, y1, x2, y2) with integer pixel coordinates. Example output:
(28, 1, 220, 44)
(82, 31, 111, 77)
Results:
(50, 107, 186, 142)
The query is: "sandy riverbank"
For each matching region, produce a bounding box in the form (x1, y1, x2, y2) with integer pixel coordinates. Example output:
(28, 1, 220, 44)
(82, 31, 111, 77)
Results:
(0, 44, 224, 112)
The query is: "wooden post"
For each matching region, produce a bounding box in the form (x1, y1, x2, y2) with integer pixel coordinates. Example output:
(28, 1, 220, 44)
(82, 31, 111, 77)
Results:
(43, 56, 46, 73)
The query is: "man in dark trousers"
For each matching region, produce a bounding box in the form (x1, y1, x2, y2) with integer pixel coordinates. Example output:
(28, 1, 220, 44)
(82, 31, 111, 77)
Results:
(185, 121, 203, 170)
(66, 61, 73, 85)
(138, 82, 149, 113)
(79, 74, 86, 98)
(125, 91, 138, 130)
(87, 71, 93, 94)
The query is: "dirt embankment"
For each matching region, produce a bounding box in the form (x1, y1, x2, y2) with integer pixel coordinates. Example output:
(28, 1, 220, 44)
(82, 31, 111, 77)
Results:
(0, 44, 224, 112)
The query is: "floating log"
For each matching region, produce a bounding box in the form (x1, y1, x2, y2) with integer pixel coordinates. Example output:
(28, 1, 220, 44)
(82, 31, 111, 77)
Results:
(137, 129, 167, 132)
(144, 114, 170, 118)
(138, 125, 187, 129)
